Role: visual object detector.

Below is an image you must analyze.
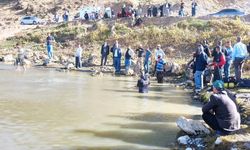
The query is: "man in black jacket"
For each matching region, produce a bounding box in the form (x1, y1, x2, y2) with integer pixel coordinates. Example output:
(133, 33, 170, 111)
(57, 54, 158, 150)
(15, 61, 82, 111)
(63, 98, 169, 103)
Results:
(202, 80, 241, 135)
(101, 41, 109, 66)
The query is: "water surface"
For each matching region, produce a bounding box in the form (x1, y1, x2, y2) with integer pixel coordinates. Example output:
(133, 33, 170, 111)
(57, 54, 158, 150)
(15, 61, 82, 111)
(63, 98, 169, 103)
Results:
(0, 64, 201, 150)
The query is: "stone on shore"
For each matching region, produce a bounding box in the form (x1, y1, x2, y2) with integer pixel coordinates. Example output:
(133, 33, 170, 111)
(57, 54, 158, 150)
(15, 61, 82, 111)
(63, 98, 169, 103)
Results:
(214, 137, 222, 145)
(3, 54, 15, 63)
(176, 116, 210, 135)
(91, 69, 103, 77)
(177, 135, 191, 145)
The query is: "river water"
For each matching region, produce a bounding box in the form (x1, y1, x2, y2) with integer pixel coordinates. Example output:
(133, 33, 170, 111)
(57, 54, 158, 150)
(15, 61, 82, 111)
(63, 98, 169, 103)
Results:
(0, 64, 201, 150)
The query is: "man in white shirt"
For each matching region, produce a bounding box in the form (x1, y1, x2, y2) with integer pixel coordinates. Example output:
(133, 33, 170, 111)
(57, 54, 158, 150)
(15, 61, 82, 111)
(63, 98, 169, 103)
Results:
(75, 44, 83, 69)
(153, 44, 165, 75)
(232, 37, 249, 81)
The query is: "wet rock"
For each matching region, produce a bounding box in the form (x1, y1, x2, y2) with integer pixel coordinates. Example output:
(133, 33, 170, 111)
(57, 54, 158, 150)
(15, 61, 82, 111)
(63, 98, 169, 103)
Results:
(43, 59, 50, 66)
(91, 70, 103, 77)
(176, 116, 210, 135)
(125, 68, 134, 76)
(66, 63, 74, 70)
(84, 54, 99, 66)
(214, 137, 222, 145)
(165, 61, 182, 75)
(186, 80, 194, 87)
(3, 54, 15, 63)
(100, 66, 113, 73)
(177, 135, 191, 145)
(244, 142, 250, 149)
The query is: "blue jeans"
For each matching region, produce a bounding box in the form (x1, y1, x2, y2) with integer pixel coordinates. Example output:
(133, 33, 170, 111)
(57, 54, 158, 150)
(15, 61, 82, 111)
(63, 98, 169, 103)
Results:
(194, 70, 204, 90)
(114, 57, 121, 73)
(144, 60, 150, 74)
(47, 45, 53, 59)
(125, 58, 131, 72)
(224, 60, 232, 81)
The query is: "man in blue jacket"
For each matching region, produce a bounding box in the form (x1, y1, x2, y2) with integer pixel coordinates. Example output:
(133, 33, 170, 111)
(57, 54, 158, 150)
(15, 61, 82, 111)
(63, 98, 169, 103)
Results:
(111, 41, 122, 73)
(232, 36, 249, 82)
(194, 45, 208, 93)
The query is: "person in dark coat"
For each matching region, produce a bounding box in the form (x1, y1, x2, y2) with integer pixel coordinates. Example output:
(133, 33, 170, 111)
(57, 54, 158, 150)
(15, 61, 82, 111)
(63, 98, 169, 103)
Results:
(191, 1, 198, 16)
(202, 40, 211, 57)
(202, 80, 240, 135)
(194, 45, 208, 92)
(137, 74, 150, 93)
(152, 5, 158, 17)
(147, 6, 152, 17)
(101, 41, 110, 66)
(84, 12, 89, 20)
(111, 41, 122, 73)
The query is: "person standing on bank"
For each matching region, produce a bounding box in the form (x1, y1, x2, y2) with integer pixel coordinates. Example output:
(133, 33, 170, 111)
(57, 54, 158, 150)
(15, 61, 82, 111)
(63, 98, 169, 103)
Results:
(194, 45, 208, 93)
(46, 33, 55, 60)
(125, 47, 134, 74)
(210, 46, 226, 81)
(202, 80, 240, 135)
(75, 44, 83, 69)
(223, 41, 233, 82)
(111, 41, 122, 73)
(232, 36, 249, 82)
(153, 45, 165, 75)
(144, 48, 152, 74)
(191, 0, 197, 17)
(101, 41, 110, 66)
(136, 44, 144, 71)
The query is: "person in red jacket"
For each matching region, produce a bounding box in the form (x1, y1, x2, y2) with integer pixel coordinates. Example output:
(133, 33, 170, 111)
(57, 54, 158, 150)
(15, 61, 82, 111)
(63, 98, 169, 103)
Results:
(210, 45, 226, 81)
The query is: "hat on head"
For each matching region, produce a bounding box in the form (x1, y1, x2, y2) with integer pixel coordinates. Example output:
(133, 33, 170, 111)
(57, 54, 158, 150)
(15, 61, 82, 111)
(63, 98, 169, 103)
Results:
(213, 80, 224, 90)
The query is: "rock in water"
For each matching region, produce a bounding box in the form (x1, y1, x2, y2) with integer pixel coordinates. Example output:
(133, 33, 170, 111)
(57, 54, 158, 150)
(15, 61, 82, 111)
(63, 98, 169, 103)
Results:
(176, 116, 210, 135)
(214, 137, 222, 145)
(177, 135, 191, 145)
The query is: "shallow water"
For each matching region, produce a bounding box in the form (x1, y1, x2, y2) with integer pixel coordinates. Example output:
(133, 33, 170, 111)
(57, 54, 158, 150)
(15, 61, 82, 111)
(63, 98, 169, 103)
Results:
(0, 64, 202, 150)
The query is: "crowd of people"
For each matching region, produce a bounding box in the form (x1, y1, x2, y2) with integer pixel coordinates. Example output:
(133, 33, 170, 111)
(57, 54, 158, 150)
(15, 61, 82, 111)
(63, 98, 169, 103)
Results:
(49, 0, 199, 26)
(192, 36, 249, 93)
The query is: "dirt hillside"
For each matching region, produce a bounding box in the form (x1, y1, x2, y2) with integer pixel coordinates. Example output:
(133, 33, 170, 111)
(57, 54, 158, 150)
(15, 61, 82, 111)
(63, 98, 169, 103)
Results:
(0, 0, 250, 41)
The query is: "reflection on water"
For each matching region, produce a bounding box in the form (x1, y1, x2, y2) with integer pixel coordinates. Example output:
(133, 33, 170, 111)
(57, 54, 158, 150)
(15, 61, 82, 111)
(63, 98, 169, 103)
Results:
(0, 64, 202, 150)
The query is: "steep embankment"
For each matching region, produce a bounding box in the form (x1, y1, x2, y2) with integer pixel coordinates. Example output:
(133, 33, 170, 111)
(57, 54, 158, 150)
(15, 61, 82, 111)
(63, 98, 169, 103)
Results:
(0, 0, 250, 40)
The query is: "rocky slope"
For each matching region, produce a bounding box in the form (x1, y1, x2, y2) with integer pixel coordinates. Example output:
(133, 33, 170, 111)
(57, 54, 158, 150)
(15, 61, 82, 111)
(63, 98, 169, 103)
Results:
(0, 0, 250, 40)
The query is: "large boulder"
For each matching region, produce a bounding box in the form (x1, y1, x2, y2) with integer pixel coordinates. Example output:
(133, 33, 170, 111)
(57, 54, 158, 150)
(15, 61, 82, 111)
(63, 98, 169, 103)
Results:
(91, 69, 103, 77)
(84, 54, 99, 66)
(176, 116, 210, 135)
(165, 61, 182, 75)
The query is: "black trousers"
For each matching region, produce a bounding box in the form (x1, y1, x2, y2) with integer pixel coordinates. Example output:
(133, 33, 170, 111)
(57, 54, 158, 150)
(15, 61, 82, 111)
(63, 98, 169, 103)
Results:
(101, 55, 108, 66)
(213, 66, 222, 81)
(75, 56, 81, 68)
(157, 71, 164, 83)
(202, 112, 230, 134)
